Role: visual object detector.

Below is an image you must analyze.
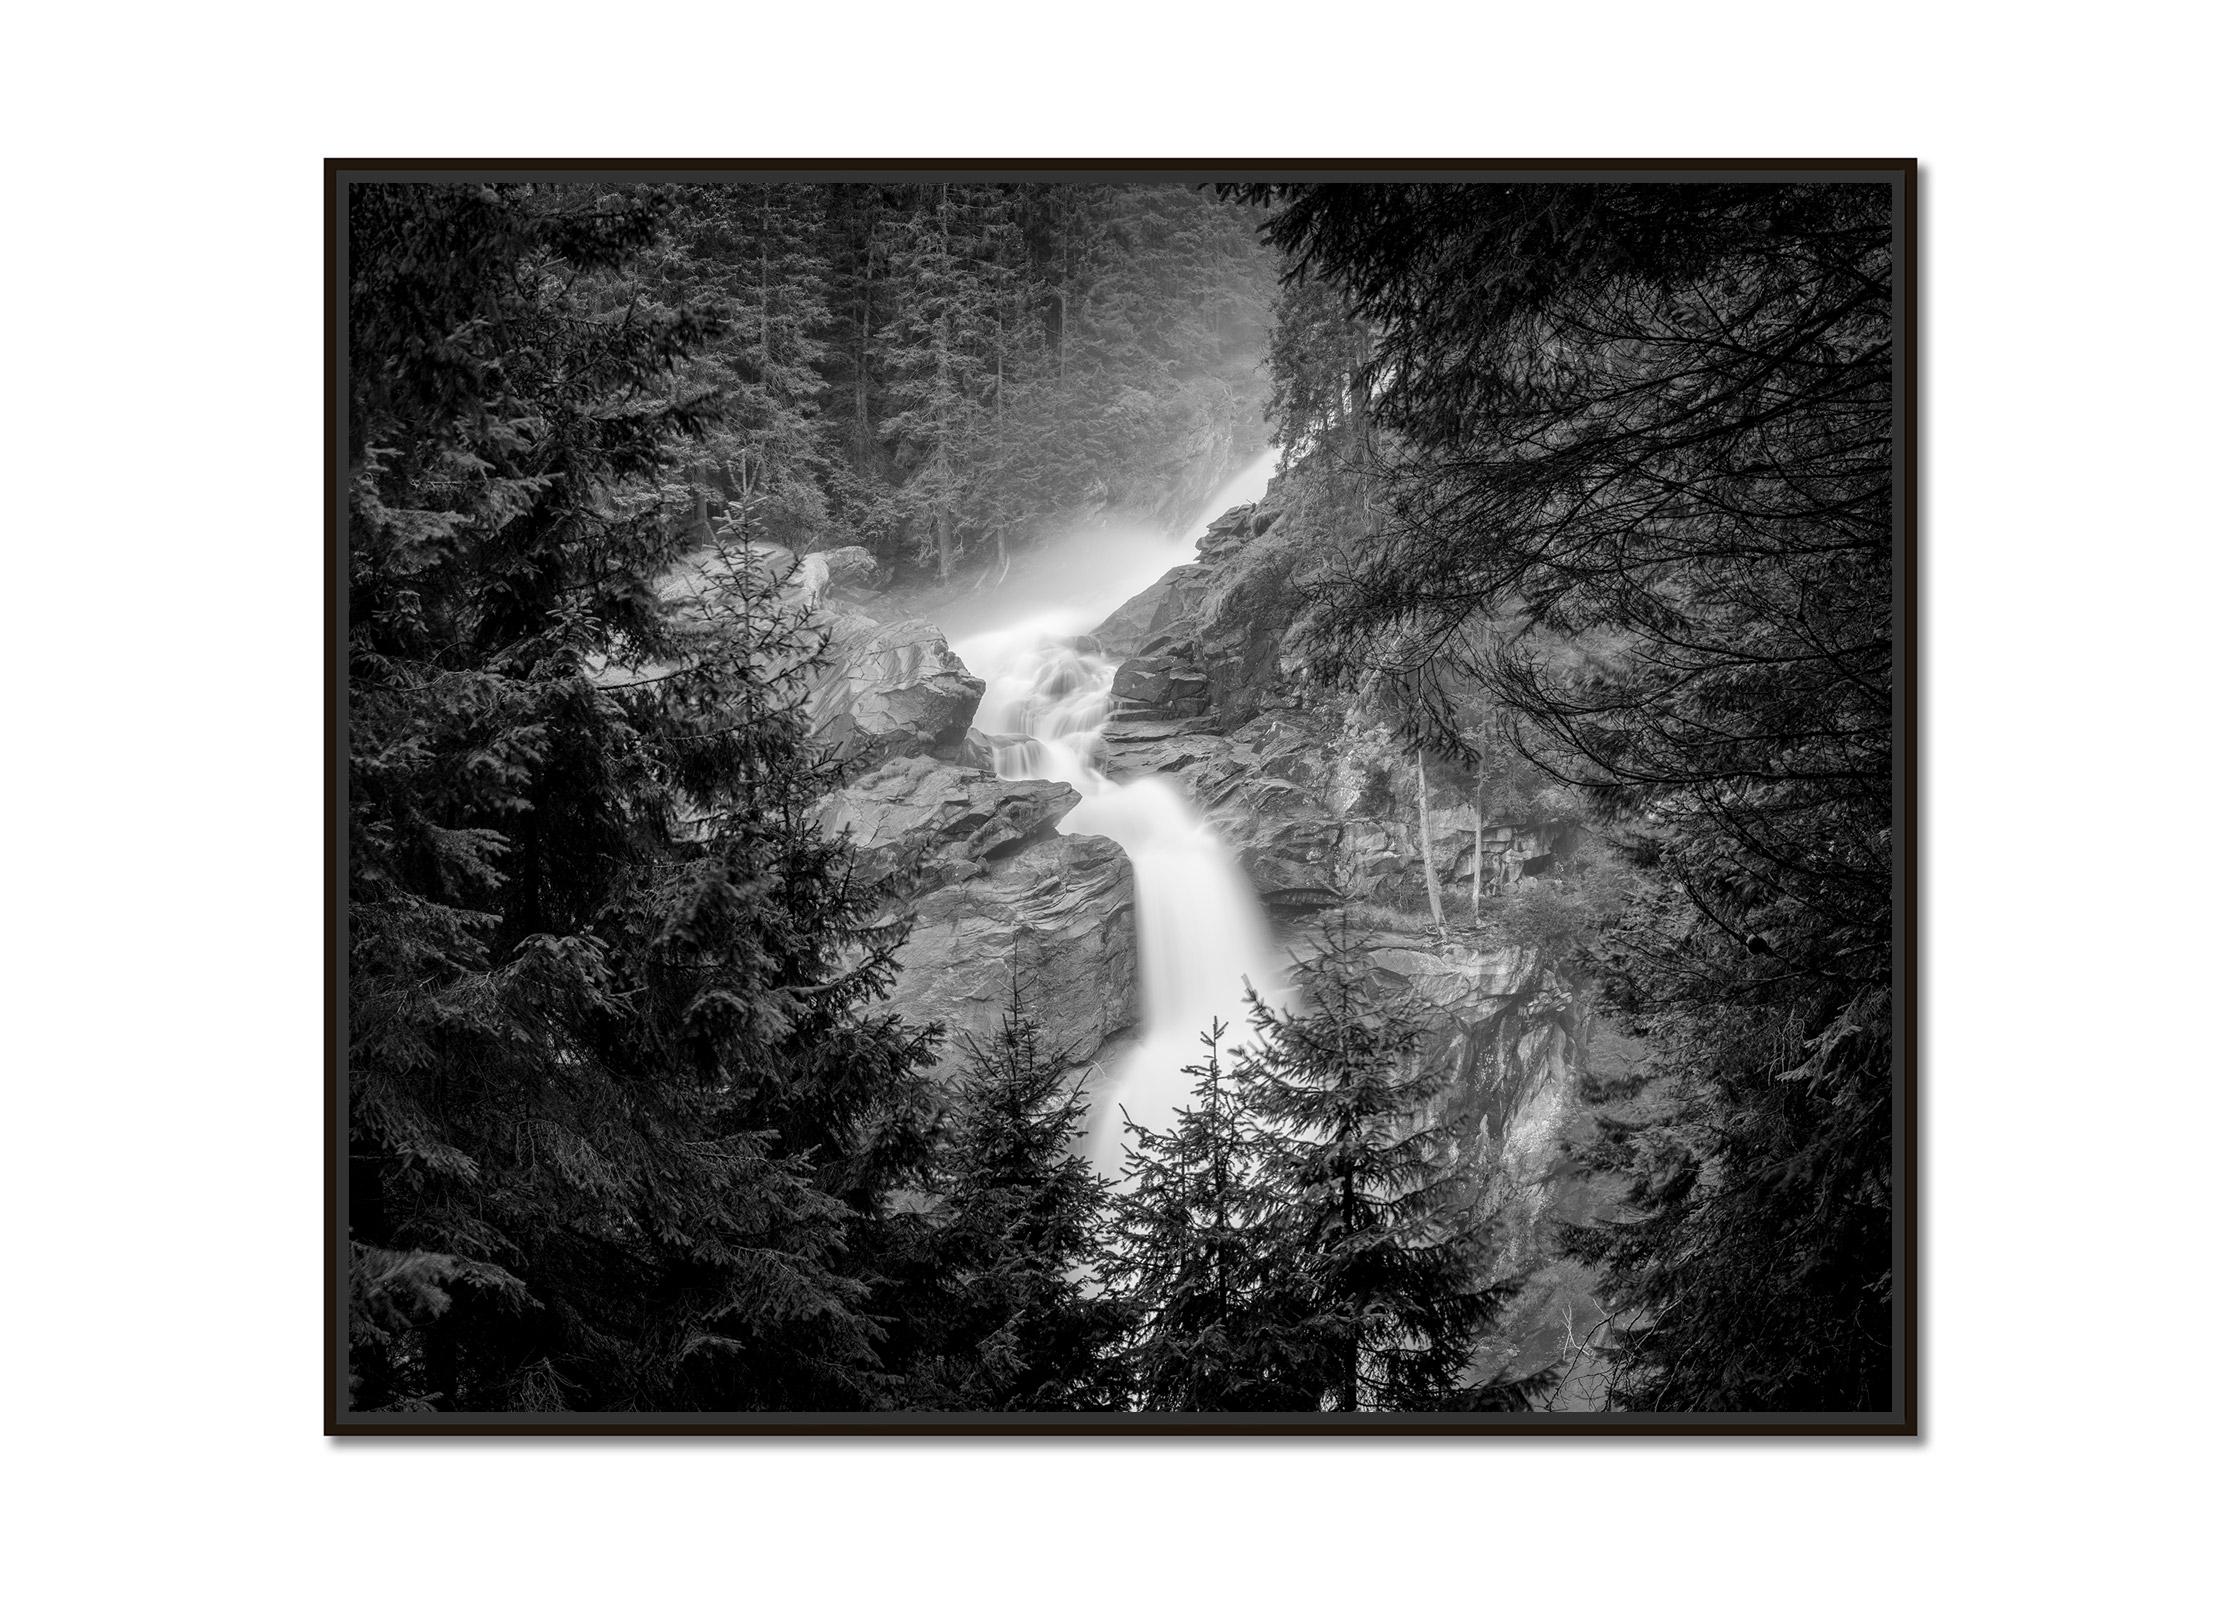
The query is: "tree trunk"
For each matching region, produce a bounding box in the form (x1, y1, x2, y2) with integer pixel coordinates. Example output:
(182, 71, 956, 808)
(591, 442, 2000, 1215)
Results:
(1339, 1161, 1360, 1412)
(1471, 772, 1485, 921)
(1417, 747, 1446, 933)
(856, 235, 874, 469)
(1350, 325, 1376, 479)
(758, 190, 771, 373)
(425, 1322, 458, 1411)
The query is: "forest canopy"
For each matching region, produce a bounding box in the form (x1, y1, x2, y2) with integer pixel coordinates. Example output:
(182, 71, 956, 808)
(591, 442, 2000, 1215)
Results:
(627, 181, 1275, 577)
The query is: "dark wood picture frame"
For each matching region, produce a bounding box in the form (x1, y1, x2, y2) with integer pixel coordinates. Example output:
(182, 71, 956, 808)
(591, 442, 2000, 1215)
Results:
(327, 157, 1918, 1437)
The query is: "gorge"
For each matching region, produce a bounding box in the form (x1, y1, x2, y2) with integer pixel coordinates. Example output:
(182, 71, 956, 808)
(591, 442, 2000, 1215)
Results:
(787, 447, 1613, 1398)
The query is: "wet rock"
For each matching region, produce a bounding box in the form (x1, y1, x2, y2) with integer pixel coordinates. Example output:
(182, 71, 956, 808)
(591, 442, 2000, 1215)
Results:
(1098, 722, 1345, 907)
(767, 543, 885, 605)
(957, 727, 999, 773)
(817, 756, 1080, 893)
(1093, 563, 1214, 663)
(1109, 658, 1210, 713)
(818, 543, 880, 592)
(1097, 723, 1242, 780)
(1195, 502, 1264, 563)
(818, 757, 1138, 1073)
(1187, 771, 1343, 907)
(803, 614, 985, 766)
(1187, 526, 1310, 720)
(884, 832, 1137, 1074)
(1096, 489, 1311, 732)
(643, 541, 799, 647)
(1232, 820, 1347, 907)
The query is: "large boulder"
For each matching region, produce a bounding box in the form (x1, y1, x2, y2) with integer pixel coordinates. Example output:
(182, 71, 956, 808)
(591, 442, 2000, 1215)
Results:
(804, 613, 985, 767)
(774, 543, 883, 606)
(817, 543, 880, 593)
(885, 832, 1137, 1073)
(1109, 657, 1211, 717)
(818, 756, 1138, 1072)
(817, 756, 1080, 894)
(642, 541, 802, 651)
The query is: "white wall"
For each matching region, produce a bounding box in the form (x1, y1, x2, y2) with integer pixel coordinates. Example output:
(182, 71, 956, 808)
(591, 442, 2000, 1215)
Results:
(3, 3, 2232, 1595)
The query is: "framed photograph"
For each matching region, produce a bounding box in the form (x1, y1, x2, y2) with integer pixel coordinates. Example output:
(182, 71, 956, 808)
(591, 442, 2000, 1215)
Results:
(327, 158, 1916, 1435)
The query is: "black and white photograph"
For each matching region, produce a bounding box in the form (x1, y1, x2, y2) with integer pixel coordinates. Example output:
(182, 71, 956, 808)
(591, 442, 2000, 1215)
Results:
(332, 165, 1912, 1429)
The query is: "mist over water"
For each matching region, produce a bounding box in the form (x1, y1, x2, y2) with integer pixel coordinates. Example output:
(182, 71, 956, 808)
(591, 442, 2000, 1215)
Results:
(947, 451, 1282, 1174)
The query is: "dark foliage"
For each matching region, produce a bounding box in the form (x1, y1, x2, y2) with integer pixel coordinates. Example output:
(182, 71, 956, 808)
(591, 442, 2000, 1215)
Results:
(1104, 1024, 1323, 1410)
(1238, 182, 1896, 1411)
(892, 978, 1130, 1410)
(1234, 929, 1510, 1411)
(346, 183, 940, 1413)
(1105, 938, 1514, 1413)
(632, 181, 1276, 578)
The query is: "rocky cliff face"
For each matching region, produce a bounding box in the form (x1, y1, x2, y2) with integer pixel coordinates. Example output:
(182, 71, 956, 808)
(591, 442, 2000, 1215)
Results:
(1093, 502, 1304, 724)
(1093, 494, 1570, 917)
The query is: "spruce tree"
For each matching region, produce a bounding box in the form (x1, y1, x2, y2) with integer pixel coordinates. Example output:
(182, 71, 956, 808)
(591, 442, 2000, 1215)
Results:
(1104, 1024, 1318, 1411)
(898, 975, 1128, 1410)
(654, 182, 839, 549)
(1235, 928, 1506, 1411)
(346, 183, 938, 1413)
(606, 181, 1276, 580)
(875, 183, 1011, 580)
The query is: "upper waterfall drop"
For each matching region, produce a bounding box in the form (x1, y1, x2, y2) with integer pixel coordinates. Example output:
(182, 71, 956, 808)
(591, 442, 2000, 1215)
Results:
(945, 450, 1283, 1172)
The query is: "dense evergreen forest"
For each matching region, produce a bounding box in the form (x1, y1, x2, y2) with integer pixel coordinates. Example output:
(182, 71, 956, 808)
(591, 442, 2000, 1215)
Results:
(619, 182, 1272, 576)
(1246, 183, 1898, 1411)
(344, 178, 1896, 1415)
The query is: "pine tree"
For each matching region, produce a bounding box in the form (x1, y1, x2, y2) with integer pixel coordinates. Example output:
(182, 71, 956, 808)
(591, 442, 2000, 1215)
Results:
(1018, 183, 1277, 531)
(652, 183, 838, 548)
(1104, 1024, 1318, 1411)
(898, 975, 1129, 1410)
(1235, 927, 1506, 1411)
(817, 183, 893, 484)
(608, 181, 1277, 581)
(875, 183, 1012, 581)
(346, 183, 939, 1413)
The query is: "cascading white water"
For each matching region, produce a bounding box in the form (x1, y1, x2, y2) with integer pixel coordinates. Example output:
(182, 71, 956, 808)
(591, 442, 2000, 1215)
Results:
(947, 451, 1283, 1174)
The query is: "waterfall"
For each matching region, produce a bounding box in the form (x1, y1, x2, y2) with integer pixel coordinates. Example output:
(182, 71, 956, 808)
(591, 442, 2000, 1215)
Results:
(947, 451, 1282, 1173)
